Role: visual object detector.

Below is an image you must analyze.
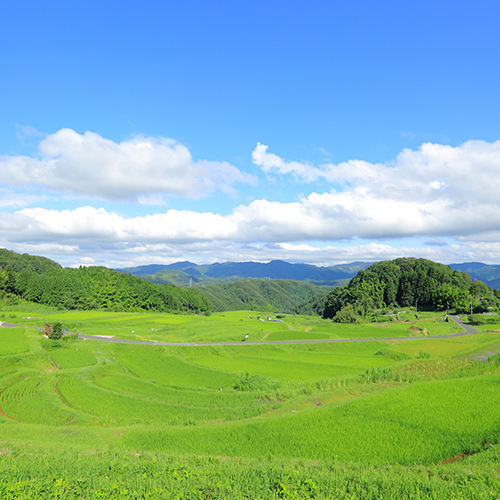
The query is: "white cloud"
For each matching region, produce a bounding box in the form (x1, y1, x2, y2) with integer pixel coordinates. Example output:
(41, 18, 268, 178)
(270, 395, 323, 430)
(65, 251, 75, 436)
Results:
(0, 188, 47, 208)
(3, 137, 500, 267)
(248, 140, 500, 240)
(252, 143, 323, 182)
(0, 236, 487, 269)
(0, 206, 239, 244)
(1, 185, 500, 251)
(0, 129, 256, 202)
(253, 140, 500, 206)
(14, 124, 47, 147)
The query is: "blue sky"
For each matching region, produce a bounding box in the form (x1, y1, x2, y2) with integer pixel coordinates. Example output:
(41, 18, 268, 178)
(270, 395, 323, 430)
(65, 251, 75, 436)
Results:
(1, 1, 500, 268)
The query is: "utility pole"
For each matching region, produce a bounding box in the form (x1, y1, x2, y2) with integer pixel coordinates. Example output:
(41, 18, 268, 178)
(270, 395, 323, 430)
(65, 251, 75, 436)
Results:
(470, 295, 473, 315)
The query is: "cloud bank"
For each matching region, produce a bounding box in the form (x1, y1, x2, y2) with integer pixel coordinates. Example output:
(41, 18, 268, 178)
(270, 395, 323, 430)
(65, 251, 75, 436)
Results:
(253, 140, 500, 207)
(0, 129, 255, 202)
(2, 132, 500, 266)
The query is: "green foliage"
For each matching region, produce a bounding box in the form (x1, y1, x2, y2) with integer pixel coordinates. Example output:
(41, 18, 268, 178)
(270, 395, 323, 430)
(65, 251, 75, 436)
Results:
(0, 248, 61, 274)
(199, 278, 325, 313)
(294, 290, 330, 316)
(324, 258, 491, 321)
(375, 348, 412, 361)
(332, 303, 363, 323)
(467, 313, 500, 326)
(417, 350, 431, 359)
(49, 321, 63, 340)
(6, 263, 210, 314)
(468, 314, 487, 325)
(233, 372, 280, 392)
(2, 450, 500, 500)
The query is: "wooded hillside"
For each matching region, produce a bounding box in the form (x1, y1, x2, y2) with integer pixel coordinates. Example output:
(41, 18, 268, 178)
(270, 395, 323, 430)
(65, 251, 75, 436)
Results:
(324, 257, 494, 322)
(198, 279, 328, 314)
(0, 248, 61, 274)
(0, 251, 209, 313)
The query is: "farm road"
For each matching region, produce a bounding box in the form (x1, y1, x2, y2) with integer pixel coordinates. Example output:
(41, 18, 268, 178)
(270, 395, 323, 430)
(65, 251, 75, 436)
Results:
(0, 315, 477, 346)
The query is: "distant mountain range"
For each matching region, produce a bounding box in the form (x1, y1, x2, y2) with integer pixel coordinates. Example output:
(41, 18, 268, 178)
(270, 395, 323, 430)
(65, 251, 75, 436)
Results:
(116, 259, 500, 289)
(115, 260, 372, 287)
(449, 262, 500, 289)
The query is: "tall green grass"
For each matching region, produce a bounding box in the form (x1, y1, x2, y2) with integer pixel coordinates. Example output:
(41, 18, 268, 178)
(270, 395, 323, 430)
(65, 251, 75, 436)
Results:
(1, 307, 500, 498)
(111, 344, 237, 389)
(1, 375, 80, 425)
(125, 374, 500, 465)
(1, 449, 499, 499)
(0, 326, 29, 355)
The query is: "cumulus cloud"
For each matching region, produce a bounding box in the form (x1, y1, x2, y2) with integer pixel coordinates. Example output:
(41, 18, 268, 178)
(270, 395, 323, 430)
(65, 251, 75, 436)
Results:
(252, 143, 323, 182)
(0, 129, 255, 202)
(4, 137, 500, 266)
(2, 184, 500, 250)
(247, 139, 500, 242)
(3, 134, 500, 255)
(252, 140, 500, 205)
(0, 206, 238, 245)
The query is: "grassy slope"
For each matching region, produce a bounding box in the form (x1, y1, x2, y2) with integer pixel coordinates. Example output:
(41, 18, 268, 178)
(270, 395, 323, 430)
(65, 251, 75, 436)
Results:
(1, 308, 500, 498)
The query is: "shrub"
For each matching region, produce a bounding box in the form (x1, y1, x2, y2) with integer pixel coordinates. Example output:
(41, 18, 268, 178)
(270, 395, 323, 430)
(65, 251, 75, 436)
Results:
(375, 348, 411, 361)
(333, 304, 362, 324)
(233, 373, 280, 392)
(49, 321, 63, 340)
(468, 314, 486, 325)
(417, 351, 431, 359)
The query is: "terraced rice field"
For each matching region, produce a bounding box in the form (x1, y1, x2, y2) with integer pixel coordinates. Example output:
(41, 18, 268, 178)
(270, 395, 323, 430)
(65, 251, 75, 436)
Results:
(1, 309, 500, 498)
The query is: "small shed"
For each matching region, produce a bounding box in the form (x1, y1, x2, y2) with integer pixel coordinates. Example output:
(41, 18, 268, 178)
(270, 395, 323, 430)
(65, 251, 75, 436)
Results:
(45, 323, 52, 337)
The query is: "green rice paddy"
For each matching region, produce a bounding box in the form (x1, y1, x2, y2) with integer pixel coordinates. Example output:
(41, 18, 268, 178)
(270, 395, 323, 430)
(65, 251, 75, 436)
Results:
(1, 308, 500, 498)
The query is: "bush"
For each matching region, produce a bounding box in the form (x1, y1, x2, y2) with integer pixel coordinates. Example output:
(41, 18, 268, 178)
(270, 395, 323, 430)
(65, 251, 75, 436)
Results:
(468, 314, 486, 326)
(375, 348, 411, 361)
(467, 314, 499, 326)
(417, 351, 431, 359)
(233, 373, 280, 392)
(333, 304, 362, 324)
(49, 321, 63, 340)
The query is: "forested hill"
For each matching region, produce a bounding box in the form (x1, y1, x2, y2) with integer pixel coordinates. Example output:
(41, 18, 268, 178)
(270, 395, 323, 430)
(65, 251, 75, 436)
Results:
(0, 248, 61, 274)
(198, 279, 328, 315)
(2, 249, 498, 317)
(324, 257, 495, 322)
(116, 260, 370, 286)
(0, 249, 328, 314)
(0, 250, 209, 313)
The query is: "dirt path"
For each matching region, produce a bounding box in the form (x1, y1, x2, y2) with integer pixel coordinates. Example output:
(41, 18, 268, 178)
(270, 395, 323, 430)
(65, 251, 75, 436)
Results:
(1, 315, 477, 347)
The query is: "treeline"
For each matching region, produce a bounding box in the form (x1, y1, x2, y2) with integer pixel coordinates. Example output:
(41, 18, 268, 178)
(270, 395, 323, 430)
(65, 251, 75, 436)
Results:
(0, 250, 209, 313)
(324, 258, 495, 322)
(3, 250, 496, 319)
(198, 279, 328, 314)
(0, 248, 61, 274)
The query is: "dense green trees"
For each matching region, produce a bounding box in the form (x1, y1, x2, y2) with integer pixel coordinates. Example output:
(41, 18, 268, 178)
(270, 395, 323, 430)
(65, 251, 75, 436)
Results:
(0, 250, 209, 313)
(2, 250, 497, 318)
(323, 258, 493, 321)
(198, 279, 326, 313)
(0, 248, 61, 274)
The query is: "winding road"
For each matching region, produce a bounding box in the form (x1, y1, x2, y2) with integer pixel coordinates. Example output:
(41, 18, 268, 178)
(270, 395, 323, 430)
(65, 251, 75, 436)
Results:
(0, 315, 477, 346)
